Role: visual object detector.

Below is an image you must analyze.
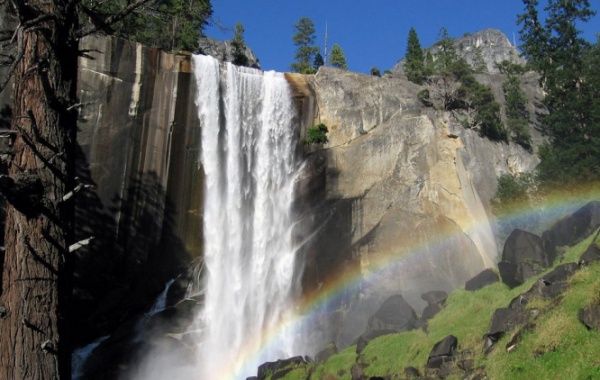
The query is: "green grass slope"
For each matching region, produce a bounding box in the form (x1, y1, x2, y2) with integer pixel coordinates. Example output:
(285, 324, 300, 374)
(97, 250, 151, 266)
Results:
(276, 230, 600, 379)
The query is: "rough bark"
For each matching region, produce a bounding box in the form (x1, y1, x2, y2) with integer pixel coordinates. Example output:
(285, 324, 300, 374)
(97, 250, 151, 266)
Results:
(0, 0, 78, 378)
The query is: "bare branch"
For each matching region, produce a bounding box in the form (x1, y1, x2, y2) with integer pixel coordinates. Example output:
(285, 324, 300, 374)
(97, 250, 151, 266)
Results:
(68, 237, 94, 253)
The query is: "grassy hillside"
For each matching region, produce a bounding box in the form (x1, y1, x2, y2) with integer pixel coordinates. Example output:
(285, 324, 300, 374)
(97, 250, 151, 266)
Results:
(274, 230, 600, 379)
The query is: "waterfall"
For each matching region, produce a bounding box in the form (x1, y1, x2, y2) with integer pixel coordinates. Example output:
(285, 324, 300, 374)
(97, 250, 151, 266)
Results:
(192, 55, 303, 379)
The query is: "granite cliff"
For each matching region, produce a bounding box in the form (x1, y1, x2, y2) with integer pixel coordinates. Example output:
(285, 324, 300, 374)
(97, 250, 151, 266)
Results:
(286, 66, 539, 347)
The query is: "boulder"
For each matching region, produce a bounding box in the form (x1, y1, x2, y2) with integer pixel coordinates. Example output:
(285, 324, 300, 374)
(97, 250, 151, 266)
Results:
(404, 366, 420, 378)
(485, 308, 530, 345)
(426, 335, 458, 369)
(315, 343, 337, 364)
(578, 305, 600, 332)
(366, 295, 417, 333)
(257, 356, 308, 380)
(502, 229, 550, 267)
(499, 229, 552, 287)
(542, 201, 600, 261)
(465, 268, 499, 291)
(541, 262, 579, 284)
(421, 303, 443, 320)
(579, 243, 600, 266)
(508, 262, 579, 308)
(498, 261, 541, 288)
(421, 290, 448, 306)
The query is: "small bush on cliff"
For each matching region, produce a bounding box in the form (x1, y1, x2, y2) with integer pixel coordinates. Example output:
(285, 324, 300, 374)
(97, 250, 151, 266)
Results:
(491, 172, 537, 214)
(305, 124, 329, 145)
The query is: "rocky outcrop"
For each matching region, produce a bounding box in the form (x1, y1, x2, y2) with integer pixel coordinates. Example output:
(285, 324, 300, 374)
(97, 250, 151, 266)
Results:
(198, 37, 260, 68)
(297, 66, 538, 317)
(392, 29, 525, 75)
(465, 268, 499, 291)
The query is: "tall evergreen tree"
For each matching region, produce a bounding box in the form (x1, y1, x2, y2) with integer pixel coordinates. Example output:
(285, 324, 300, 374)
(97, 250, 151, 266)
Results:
(329, 43, 348, 70)
(518, 0, 598, 185)
(503, 74, 532, 151)
(291, 17, 319, 74)
(404, 27, 426, 83)
(231, 22, 249, 66)
(313, 52, 324, 70)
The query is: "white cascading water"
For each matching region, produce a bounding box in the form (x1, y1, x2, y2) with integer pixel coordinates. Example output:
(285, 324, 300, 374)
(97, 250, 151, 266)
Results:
(192, 54, 303, 379)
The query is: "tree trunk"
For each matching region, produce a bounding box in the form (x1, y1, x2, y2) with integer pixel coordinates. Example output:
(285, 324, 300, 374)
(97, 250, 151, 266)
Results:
(0, 0, 78, 378)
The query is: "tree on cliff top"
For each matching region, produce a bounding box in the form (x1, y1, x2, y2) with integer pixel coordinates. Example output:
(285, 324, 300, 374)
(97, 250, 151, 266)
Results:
(404, 27, 426, 84)
(329, 43, 348, 70)
(291, 17, 319, 74)
(231, 22, 250, 66)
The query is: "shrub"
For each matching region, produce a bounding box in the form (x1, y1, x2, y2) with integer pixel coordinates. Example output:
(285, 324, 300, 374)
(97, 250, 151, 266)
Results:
(305, 123, 329, 144)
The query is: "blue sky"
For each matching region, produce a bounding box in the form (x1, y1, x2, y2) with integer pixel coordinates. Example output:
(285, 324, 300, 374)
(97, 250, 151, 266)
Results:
(205, 0, 599, 74)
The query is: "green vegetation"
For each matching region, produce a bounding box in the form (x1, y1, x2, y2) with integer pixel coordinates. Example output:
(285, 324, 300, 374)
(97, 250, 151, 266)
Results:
(503, 74, 532, 151)
(417, 27, 507, 142)
(80, 0, 213, 52)
(231, 22, 250, 67)
(305, 124, 329, 145)
(329, 43, 348, 70)
(404, 27, 426, 84)
(291, 17, 320, 74)
(491, 173, 537, 215)
(518, 0, 600, 187)
(313, 53, 325, 71)
(370, 67, 381, 77)
(277, 232, 600, 379)
(312, 345, 356, 379)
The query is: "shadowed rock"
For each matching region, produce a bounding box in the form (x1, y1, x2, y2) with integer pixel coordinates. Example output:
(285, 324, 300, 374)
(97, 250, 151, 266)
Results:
(465, 268, 499, 291)
(421, 290, 448, 306)
(367, 294, 417, 333)
(422, 303, 443, 320)
(542, 201, 600, 262)
(426, 335, 458, 369)
(499, 229, 550, 287)
(579, 305, 600, 332)
(579, 243, 600, 266)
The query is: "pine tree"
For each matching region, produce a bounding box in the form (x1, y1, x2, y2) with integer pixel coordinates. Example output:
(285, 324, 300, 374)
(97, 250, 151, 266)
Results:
(404, 27, 425, 83)
(329, 43, 348, 70)
(518, 0, 598, 185)
(313, 52, 324, 70)
(503, 74, 532, 151)
(291, 17, 319, 74)
(231, 22, 249, 67)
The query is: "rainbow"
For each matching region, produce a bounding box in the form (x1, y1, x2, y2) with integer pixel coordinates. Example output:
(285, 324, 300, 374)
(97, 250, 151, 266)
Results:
(215, 182, 600, 379)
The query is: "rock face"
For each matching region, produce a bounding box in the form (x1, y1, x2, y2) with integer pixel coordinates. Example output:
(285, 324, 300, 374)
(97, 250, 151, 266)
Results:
(73, 36, 203, 345)
(297, 66, 538, 315)
(392, 29, 525, 74)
